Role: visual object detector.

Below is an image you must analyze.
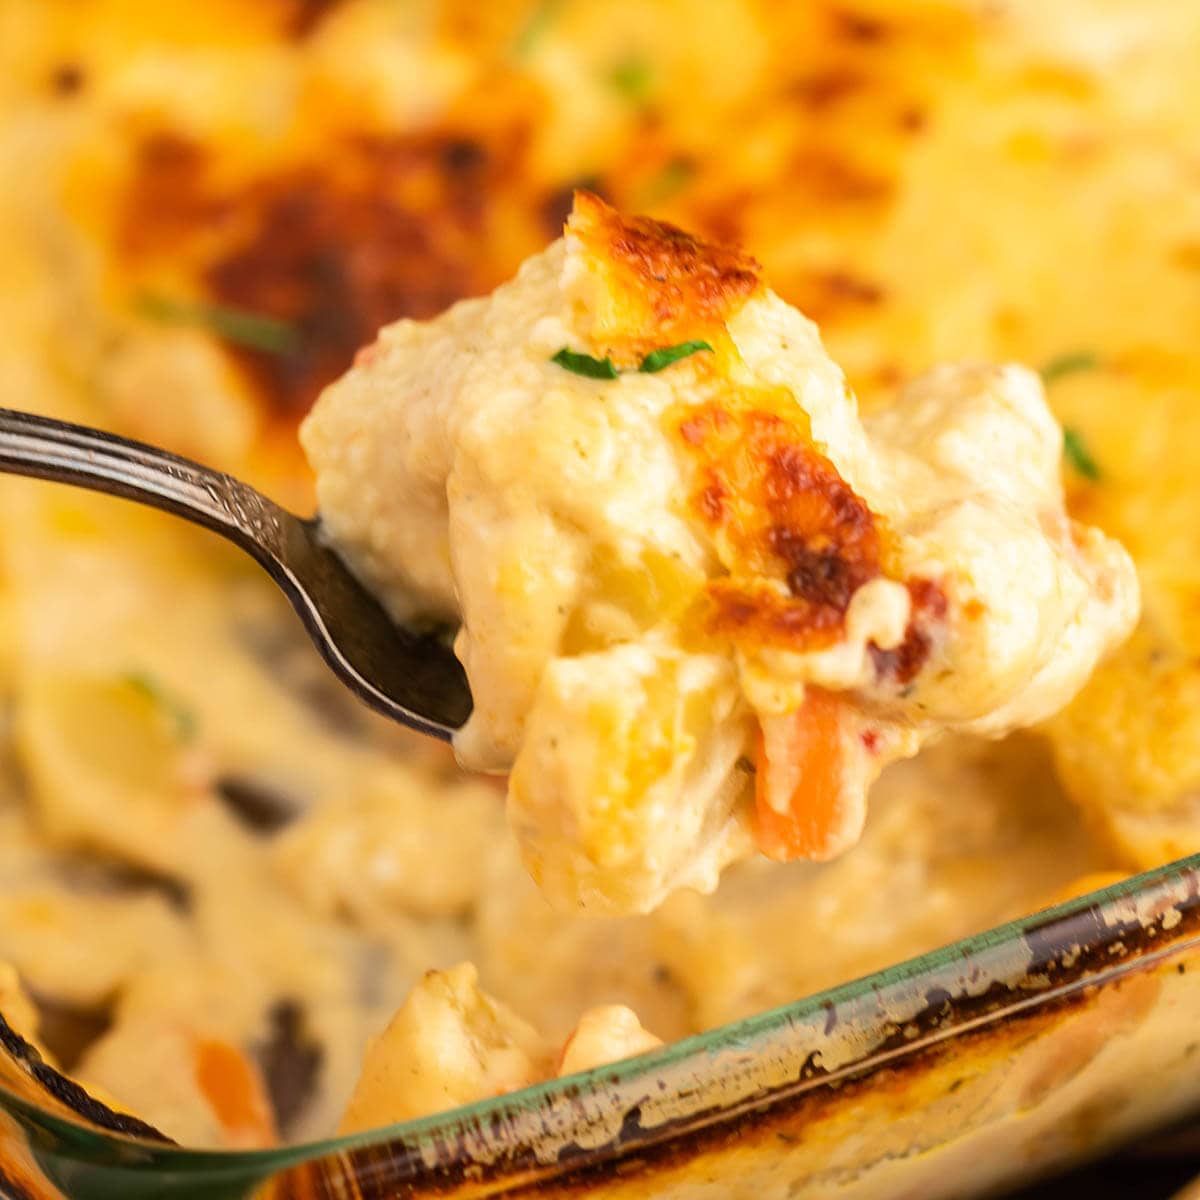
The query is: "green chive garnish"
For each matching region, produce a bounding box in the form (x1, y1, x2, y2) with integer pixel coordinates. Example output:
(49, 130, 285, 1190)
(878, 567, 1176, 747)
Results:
(638, 340, 713, 373)
(551, 347, 620, 379)
(511, 0, 565, 59)
(1041, 351, 1100, 385)
(1063, 427, 1101, 481)
(122, 671, 198, 742)
(636, 158, 695, 207)
(610, 57, 654, 104)
(136, 293, 299, 355)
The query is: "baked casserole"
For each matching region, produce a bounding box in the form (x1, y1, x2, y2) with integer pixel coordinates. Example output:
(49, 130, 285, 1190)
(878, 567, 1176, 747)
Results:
(0, 0, 1196, 1155)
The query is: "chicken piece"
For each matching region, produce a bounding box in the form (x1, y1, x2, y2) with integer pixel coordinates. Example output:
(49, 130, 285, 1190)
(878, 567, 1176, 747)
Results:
(337, 963, 547, 1132)
(338, 966, 662, 1128)
(1047, 623, 1200, 869)
(303, 194, 1138, 914)
(556, 1005, 663, 1077)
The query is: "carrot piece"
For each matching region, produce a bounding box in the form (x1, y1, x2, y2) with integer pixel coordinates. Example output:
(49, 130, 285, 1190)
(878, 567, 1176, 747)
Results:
(194, 1038, 278, 1149)
(753, 688, 847, 862)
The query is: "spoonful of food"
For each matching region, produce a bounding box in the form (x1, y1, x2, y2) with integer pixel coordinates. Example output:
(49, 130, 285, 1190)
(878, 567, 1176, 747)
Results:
(0, 406, 472, 740)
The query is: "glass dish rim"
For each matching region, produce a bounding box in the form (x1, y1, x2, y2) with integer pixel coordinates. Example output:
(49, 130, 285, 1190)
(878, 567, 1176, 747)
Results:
(8, 849, 1200, 1174)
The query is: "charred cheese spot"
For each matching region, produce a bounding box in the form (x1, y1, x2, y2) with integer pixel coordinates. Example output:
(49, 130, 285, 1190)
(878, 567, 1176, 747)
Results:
(118, 134, 225, 260)
(117, 122, 539, 418)
(281, 0, 343, 39)
(869, 577, 948, 686)
(203, 157, 488, 417)
(49, 63, 87, 97)
(790, 69, 868, 112)
(569, 192, 761, 355)
(790, 270, 887, 326)
(675, 387, 947, 680)
(832, 11, 890, 44)
(783, 149, 891, 209)
(675, 400, 885, 652)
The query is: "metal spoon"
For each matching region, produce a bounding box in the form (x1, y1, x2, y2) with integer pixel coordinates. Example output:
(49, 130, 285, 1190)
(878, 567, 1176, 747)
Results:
(0, 407, 471, 740)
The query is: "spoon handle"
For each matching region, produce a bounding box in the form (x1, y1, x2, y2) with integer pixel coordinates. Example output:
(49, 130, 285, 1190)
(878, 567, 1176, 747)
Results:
(0, 406, 297, 565)
(0, 407, 469, 739)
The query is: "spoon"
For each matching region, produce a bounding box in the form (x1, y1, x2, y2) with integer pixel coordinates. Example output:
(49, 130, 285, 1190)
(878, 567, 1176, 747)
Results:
(0, 407, 471, 740)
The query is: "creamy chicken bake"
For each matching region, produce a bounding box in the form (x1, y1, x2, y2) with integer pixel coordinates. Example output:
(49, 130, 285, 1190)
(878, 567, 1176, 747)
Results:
(0, 0, 1197, 1151)
(303, 192, 1136, 914)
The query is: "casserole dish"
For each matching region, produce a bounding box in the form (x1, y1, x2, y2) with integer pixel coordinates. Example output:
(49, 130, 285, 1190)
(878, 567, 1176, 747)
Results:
(3, 3, 1200, 1195)
(0, 855, 1196, 1199)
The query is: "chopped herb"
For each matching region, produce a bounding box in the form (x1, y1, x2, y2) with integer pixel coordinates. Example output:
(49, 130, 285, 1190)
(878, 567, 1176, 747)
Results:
(1063, 427, 1100, 481)
(610, 57, 654, 104)
(551, 346, 620, 379)
(122, 671, 198, 742)
(638, 340, 713, 373)
(511, 0, 565, 59)
(136, 293, 299, 356)
(636, 158, 695, 207)
(552, 341, 714, 379)
(1041, 350, 1100, 385)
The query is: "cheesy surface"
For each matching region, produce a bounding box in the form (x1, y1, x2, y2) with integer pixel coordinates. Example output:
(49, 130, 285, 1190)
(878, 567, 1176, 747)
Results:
(303, 194, 1136, 913)
(0, 0, 1195, 1148)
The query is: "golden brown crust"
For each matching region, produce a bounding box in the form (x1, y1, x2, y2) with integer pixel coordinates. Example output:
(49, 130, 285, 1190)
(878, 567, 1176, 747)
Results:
(675, 397, 945, 674)
(116, 134, 223, 259)
(116, 124, 533, 420)
(568, 192, 762, 356)
(281, 0, 342, 39)
(674, 399, 882, 652)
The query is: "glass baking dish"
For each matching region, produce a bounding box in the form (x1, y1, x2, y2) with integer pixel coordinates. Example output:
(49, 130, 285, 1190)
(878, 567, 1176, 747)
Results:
(0, 852, 1195, 1199)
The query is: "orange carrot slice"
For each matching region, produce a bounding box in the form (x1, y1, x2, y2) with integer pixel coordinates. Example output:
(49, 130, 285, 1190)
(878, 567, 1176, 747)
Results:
(194, 1038, 278, 1149)
(754, 688, 847, 862)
